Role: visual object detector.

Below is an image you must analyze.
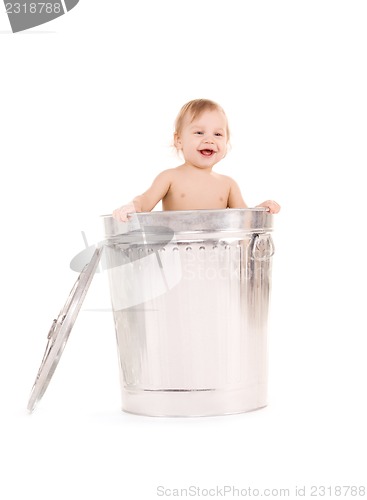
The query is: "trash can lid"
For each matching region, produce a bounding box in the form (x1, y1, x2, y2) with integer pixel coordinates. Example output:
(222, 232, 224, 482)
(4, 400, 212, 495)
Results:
(102, 208, 273, 239)
(27, 246, 103, 413)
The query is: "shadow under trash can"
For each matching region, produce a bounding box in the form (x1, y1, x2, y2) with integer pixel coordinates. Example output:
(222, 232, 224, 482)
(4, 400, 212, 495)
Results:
(27, 208, 275, 417)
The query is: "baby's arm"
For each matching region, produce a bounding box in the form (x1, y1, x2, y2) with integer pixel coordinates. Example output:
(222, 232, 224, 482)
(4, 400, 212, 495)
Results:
(227, 178, 280, 214)
(113, 170, 172, 222)
(227, 178, 248, 208)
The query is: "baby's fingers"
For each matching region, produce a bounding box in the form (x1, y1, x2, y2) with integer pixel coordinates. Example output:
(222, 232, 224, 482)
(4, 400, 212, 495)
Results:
(258, 200, 281, 214)
(267, 201, 281, 214)
(113, 208, 129, 222)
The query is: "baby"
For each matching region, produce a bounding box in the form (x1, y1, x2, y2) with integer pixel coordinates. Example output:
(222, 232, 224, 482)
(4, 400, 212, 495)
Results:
(113, 99, 280, 222)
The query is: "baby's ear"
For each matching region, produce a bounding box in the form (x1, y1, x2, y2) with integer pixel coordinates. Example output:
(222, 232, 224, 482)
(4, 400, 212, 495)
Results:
(224, 141, 232, 156)
(174, 132, 182, 149)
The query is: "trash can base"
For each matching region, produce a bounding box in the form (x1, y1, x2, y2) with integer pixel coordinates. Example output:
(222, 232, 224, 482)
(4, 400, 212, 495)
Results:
(121, 385, 267, 417)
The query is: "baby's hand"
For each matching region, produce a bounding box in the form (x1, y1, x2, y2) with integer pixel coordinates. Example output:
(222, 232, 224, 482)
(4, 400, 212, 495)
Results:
(257, 200, 281, 214)
(112, 202, 140, 222)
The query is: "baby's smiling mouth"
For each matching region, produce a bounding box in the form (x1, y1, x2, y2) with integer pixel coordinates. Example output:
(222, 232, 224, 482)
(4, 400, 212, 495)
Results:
(199, 148, 216, 157)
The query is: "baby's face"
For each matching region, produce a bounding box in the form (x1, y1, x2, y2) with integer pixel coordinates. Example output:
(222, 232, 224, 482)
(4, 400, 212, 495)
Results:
(175, 109, 228, 170)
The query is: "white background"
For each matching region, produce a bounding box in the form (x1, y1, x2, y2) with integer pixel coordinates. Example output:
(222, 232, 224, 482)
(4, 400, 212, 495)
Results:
(1, 1, 366, 499)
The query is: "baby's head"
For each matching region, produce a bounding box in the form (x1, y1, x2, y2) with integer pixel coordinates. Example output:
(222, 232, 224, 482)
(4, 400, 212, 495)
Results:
(174, 99, 230, 152)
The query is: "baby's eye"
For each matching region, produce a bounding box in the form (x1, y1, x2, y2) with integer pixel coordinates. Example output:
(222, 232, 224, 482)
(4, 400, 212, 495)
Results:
(215, 133, 223, 137)
(194, 131, 204, 135)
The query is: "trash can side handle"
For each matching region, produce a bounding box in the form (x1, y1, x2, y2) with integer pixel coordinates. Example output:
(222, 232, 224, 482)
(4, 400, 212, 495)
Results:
(251, 234, 275, 261)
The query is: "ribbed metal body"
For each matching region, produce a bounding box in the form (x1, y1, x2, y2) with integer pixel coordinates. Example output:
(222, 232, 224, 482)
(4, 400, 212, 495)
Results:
(103, 208, 274, 416)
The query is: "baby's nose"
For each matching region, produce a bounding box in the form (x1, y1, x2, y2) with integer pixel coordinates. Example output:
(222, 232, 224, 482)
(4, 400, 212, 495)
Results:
(204, 136, 215, 143)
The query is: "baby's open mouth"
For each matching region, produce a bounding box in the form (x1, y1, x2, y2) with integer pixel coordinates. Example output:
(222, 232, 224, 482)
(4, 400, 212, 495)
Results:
(199, 149, 215, 157)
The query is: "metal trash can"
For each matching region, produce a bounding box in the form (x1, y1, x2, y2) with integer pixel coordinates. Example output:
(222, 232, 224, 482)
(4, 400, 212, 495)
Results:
(104, 208, 274, 416)
(27, 208, 274, 417)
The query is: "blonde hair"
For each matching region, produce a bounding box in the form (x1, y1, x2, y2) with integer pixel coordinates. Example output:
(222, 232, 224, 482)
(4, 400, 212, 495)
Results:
(174, 99, 230, 146)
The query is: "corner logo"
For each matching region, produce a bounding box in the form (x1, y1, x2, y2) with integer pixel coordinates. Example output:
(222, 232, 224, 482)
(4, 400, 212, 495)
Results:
(4, 0, 79, 33)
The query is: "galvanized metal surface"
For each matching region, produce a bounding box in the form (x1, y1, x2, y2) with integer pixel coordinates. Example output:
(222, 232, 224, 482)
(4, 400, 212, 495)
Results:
(104, 209, 274, 417)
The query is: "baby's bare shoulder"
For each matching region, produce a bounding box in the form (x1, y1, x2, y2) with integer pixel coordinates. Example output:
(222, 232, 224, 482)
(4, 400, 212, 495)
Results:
(164, 165, 192, 181)
(153, 168, 177, 183)
(211, 172, 237, 185)
(158, 167, 177, 176)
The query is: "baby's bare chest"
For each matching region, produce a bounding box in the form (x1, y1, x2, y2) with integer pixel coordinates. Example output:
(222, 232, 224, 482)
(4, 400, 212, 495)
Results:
(163, 174, 230, 210)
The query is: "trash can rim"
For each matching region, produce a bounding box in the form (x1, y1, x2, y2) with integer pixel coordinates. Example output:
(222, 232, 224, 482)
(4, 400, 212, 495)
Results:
(102, 208, 273, 238)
